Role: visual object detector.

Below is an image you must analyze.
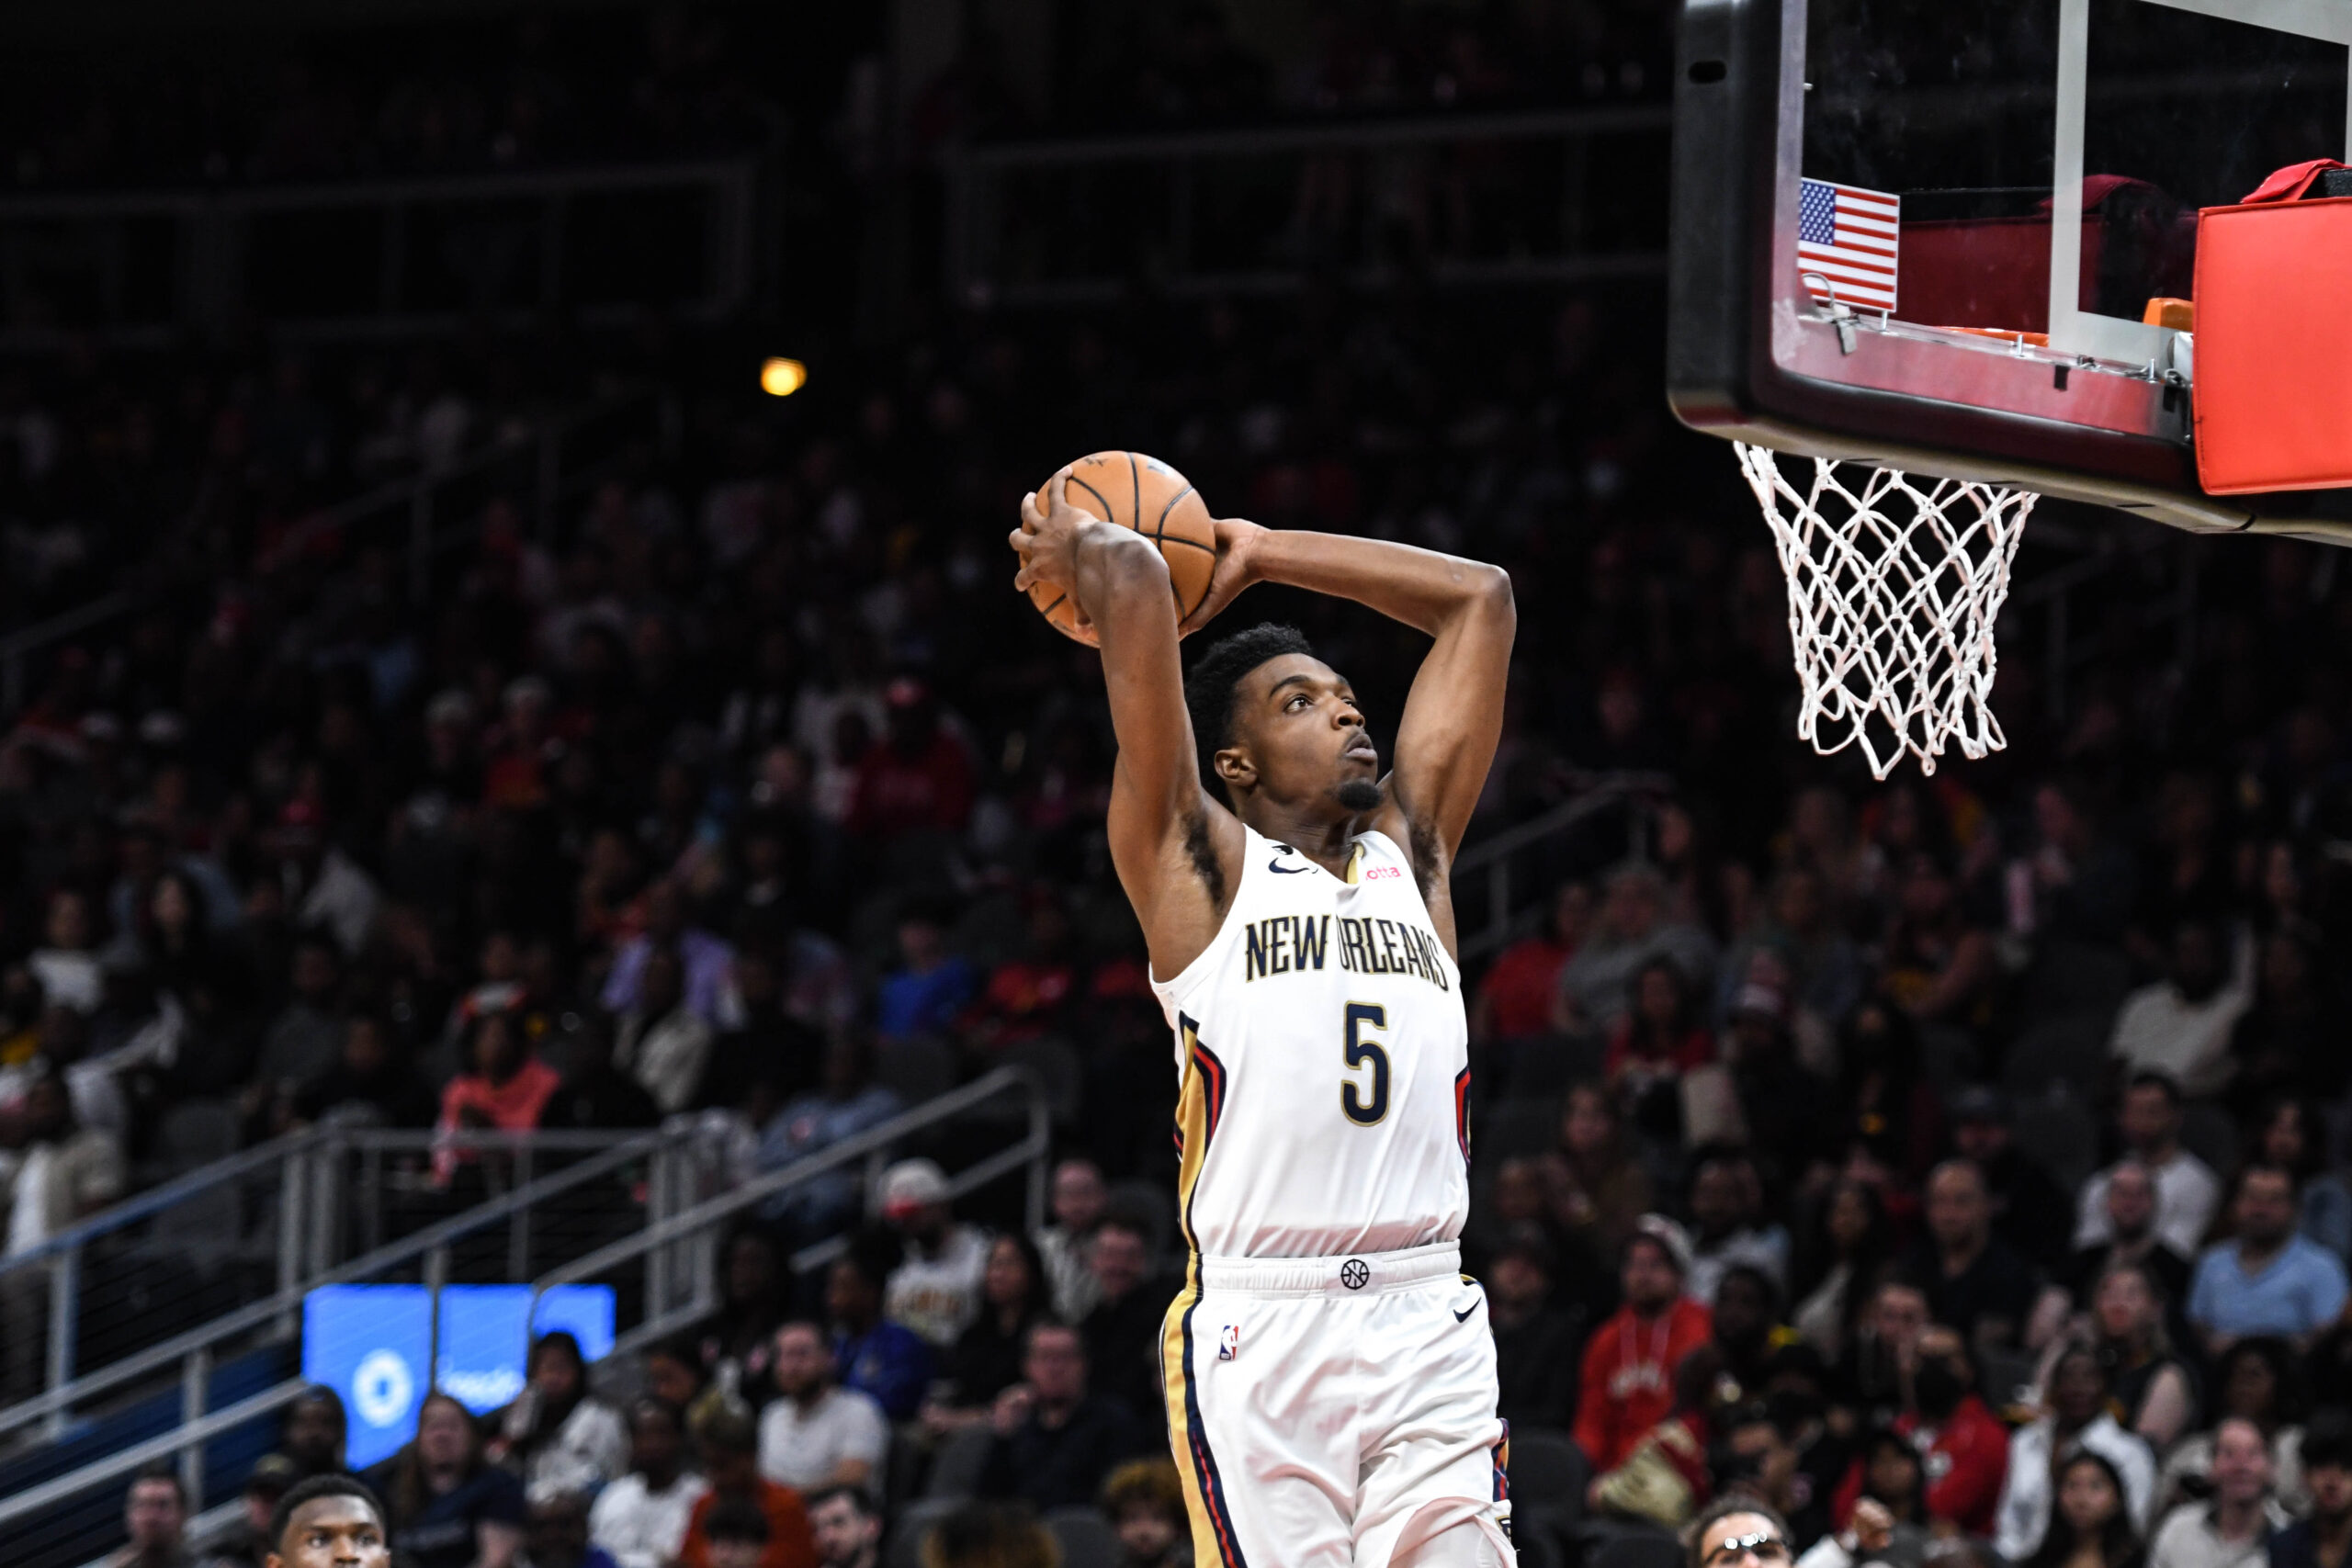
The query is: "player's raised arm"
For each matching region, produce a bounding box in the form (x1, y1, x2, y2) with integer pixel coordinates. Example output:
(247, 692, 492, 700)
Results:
(1012, 475, 1241, 968)
(1184, 522, 1514, 863)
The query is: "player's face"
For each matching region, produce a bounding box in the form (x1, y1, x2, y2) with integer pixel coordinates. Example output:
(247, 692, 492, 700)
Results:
(268, 1497, 390, 1568)
(1225, 655, 1382, 815)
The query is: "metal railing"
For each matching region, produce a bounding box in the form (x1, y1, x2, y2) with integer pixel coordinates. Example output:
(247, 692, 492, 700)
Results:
(0, 158, 757, 346)
(532, 1066, 1052, 1360)
(0, 381, 668, 711)
(0, 1124, 707, 1446)
(944, 106, 1671, 306)
(2, 1068, 1050, 1554)
(1452, 772, 1676, 964)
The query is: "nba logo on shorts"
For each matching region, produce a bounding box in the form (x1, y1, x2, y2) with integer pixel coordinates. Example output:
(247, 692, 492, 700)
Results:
(1218, 1324, 1239, 1361)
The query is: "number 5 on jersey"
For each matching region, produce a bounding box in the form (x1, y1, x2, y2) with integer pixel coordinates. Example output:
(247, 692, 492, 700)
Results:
(1342, 1002, 1390, 1126)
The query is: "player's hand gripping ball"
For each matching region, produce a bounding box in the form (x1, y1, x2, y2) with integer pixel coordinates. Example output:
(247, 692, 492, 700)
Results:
(1018, 451, 1217, 646)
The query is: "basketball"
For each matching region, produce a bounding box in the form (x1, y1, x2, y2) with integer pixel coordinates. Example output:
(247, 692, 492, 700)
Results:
(1028, 450, 1217, 643)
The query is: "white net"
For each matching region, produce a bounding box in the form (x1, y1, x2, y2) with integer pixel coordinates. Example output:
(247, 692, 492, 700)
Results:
(1736, 442, 2038, 780)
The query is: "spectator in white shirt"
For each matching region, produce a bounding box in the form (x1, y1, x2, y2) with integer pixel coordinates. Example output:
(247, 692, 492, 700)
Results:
(1035, 1158, 1108, 1323)
(2150, 1417, 2289, 1568)
(1995, 1345, 2157, 1561)
(756, 1321, 888, 1495)
(589, 1397, 708, 1568)
(2109, 922, 2252, 1101)
(487, 1332, 631, 1498)
(2076, 1074, 2222, 1259)
(1, 1066, 125, 1401)
(878, 1159, 989, 1348)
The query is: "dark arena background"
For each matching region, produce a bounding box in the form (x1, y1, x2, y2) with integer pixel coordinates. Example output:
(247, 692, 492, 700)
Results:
(0, 4, 2345, 1568)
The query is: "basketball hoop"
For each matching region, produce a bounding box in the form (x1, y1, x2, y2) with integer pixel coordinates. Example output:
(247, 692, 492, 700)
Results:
(1736, 442, 2038, 780)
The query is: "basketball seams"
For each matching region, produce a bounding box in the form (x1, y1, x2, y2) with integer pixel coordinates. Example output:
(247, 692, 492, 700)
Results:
(1034, 451, 1213, 636)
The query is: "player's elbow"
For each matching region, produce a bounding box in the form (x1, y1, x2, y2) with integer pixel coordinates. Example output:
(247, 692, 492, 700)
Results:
(1468, 562, 1516, 629)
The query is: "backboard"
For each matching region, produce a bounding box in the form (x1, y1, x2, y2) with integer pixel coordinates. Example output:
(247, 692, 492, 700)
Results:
(1667, 0, 2352, 542)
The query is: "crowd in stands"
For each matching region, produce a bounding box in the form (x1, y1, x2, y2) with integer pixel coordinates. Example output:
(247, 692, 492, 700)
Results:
(0, 6, 2345, 1568)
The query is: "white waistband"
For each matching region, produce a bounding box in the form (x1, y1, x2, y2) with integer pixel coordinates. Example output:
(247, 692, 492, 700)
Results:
(1196, 1241, 1462, 1297)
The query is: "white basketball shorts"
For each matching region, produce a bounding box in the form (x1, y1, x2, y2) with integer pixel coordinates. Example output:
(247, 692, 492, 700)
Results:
(1159, 1240, 1516, 1567)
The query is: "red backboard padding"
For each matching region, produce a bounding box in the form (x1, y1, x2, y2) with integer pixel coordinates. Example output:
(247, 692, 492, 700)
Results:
(2194, 196, 2352, 494)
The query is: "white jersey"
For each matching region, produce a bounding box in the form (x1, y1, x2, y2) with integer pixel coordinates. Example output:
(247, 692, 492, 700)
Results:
(1150, 823, 1471, 1259)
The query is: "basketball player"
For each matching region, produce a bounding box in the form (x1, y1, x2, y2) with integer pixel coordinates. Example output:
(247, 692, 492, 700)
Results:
(1011, 474, 1517, 1567)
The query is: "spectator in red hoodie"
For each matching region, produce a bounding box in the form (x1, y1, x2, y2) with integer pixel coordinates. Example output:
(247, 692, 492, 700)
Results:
(1576, 1215, 1715, 1472)
(1474, 881, 1594, 1044)
(847, 678, 973, 840)
(1831, 1324, 2010, 1537)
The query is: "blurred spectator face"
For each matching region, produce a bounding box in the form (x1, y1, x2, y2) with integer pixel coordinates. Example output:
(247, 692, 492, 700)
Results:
(1951, 1113, 2008, 1165)
(2034, 785, 2083, 853)
(471, 1013, 522, 1080)
(826, 1258, 881, 1329)
(1872, 1282, 1929, 1354)
(809, 1490, 882, 1565)
(1051, 1160, 1106, 1232)
(1622, 1237, 1680, 1312)
(1695, 1509, 1788, 1568)
(1090, 1224, 1148, 1302)
(1490, 1158, 1544, 1223)
(285, 1395, 344, 1471)
(1634, 963, 1682, 1030)
(1773, 871, 1824, 935)
(1562, 1085, 1615, 1158)
(1114, 1498, 1181, 1563)
(1911, 1326, 1969, 1417)
(1727, 1419, 1798, 1506)
(639, 949, 685, 1019)
(1925, 1164, 1989, 1254)
(1826, 1181, 1874, 1256)
(1714, 1270, 1772, 1348)
(2212, 1418, 2274, 1505)
(1866, 1438, 1924, 1508)
(710, 1534, 763, 1568)
(44, 889, 89, 952)
(897, 918, 944, 972)
(344, 1016, 390, 1077)
(1491, 1249, 1550, 1312)
(2234, 1168, 2296, 1248)
(2224, 1348, 2279, 1422)
(530, 1338, 582, 1404)
(1024, 1325, 1087, 1405)
(2056, 1457, 2122, 1538)
(983, 1236, 1035, 1310)
(727, 1234, 780, 1305)
(1690, 1159, 1754, 1236)
(417, 1396, 473, 1470)
(2309, 1452, 2352, 1520)
(1550, 883, 1595, 947)
(291, 940, 339, 1004)
(629, 1403, 684, 1479)
(481, 931, 522, 983)
(1601, 871, 1661, 942)
(526, 1495, 592, 1568)
(1898, 859, 1953, 924)
(2092, 1268, 2159, 1343)
(2106, 1162, 2157, 1239)
(2261, 934, 2312, 1002)
(2261, 1103, 2312, 1169)
(2050, 1349, 2107, 1427)
(124, 1475, 185, 1551)
(2171, 925, 2224, 1001)
(773, 1324, 831, 1400)
(645, 1350, 700, 1410)
(167, 877, 213, 938)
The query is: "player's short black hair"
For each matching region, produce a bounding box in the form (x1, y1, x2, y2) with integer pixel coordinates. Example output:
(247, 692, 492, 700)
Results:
(1684, 1493, 1792, 1568)
(1184, 624, 1317, 801)
(269, 1473, 387, 1552)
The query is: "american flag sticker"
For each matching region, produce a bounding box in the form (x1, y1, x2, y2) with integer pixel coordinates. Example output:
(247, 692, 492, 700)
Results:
(1798, 177, 1900, 313)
